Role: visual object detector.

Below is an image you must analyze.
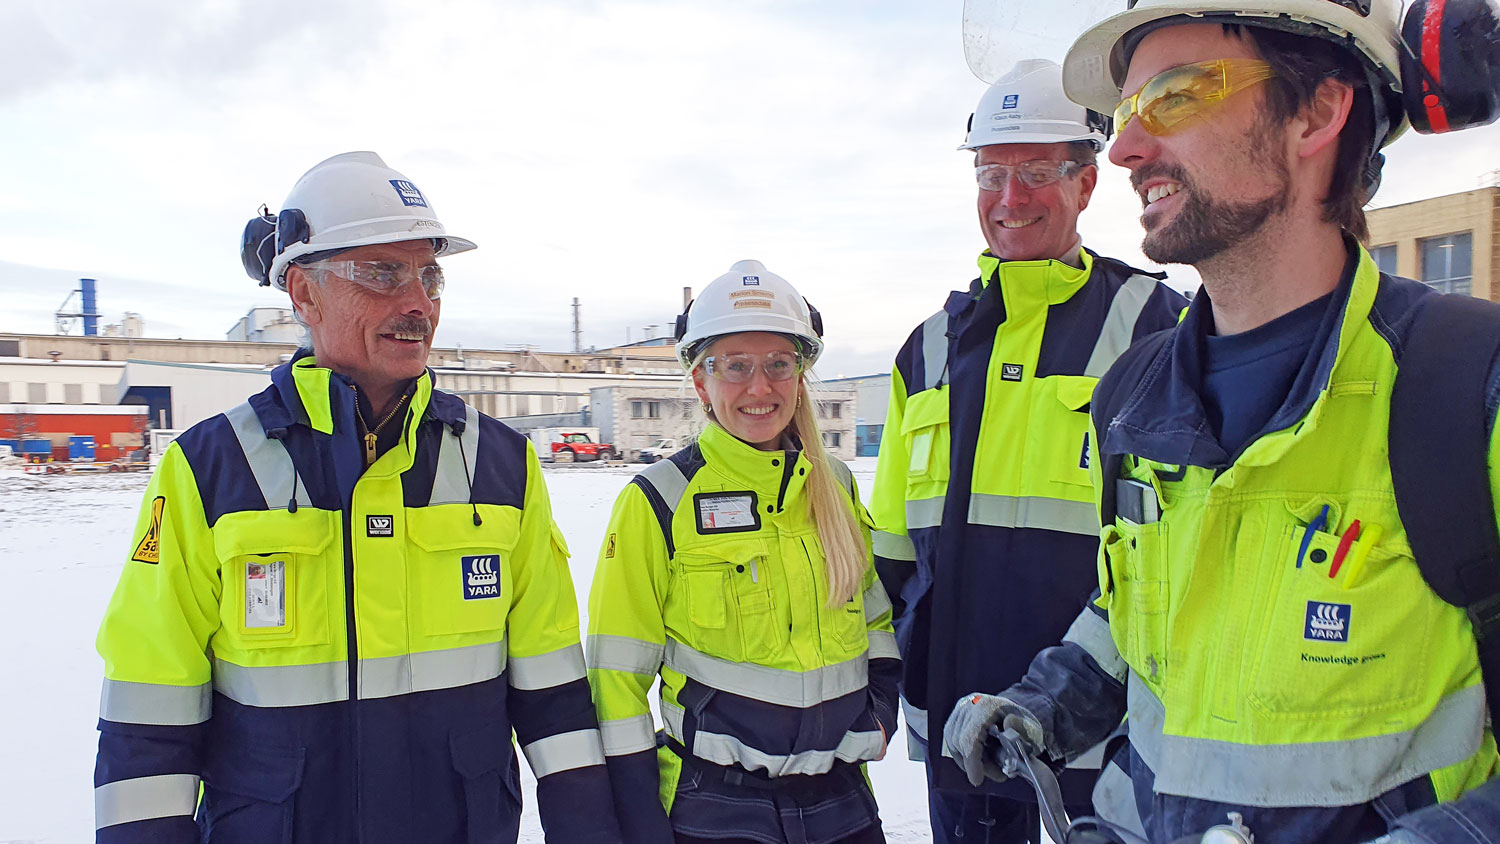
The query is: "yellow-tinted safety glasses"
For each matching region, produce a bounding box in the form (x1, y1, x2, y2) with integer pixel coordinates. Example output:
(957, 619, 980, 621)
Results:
(1114, 59, 1276, 136)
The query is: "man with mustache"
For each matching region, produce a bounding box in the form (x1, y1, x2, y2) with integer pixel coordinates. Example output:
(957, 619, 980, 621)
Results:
(93, 152, 622, 844)
(943, 1, 1500, 841)
(870, 60, 1186, 843)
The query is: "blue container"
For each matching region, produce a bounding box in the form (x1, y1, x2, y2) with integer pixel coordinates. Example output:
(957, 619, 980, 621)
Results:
(69, 436, 96, 460)
(19, 439, 51, 455)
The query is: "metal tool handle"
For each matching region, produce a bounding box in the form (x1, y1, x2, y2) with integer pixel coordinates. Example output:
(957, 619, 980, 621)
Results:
(990, 726, 1071, 843)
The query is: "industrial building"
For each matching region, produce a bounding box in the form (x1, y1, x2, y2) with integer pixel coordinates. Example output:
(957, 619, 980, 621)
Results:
(1366, 185, 1499, 299)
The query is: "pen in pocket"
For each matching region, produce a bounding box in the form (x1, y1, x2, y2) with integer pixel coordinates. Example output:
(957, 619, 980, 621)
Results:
(1339, 524, 1383, 589)
(1296, 504, 1331, 568)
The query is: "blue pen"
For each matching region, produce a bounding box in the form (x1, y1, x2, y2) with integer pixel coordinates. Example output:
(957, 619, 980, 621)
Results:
(1296, 504, 1330, 568)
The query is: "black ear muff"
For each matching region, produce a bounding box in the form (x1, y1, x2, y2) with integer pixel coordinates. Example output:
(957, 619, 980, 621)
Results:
(1086, 109, 1114, 142)
(276, 208, 312, 255)
(1401, 0, 1500, 134)
(805, 299, 824, 338)
(240, 207, 278, 286)
(674, 300, 693, 342)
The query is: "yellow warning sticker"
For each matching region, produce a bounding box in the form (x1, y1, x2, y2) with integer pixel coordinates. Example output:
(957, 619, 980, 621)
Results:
(605, 533, 616, 559)
(132, 496, 165, 564)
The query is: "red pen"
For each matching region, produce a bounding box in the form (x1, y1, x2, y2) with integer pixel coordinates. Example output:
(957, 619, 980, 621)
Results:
(1329, 519, 1361, 578)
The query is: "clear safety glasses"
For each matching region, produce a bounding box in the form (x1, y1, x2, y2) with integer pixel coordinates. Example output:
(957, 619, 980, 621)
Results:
(309, 260, 446, 300)
(975, 159, 1085, 191)
(1114, 59, 1277, 136)
(704, 351, 804, 383)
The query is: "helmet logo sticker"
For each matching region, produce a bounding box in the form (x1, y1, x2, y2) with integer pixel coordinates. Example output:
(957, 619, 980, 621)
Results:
(729, 290, 774, 299)
(734, 299, 773, 309)
(1003, 94, 1020, 109)
(742, 275, 760, 285)
(390, 179, 428, 208)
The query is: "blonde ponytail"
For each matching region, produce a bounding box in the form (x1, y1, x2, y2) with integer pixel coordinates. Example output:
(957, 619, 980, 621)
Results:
(789, 380, 866, 606)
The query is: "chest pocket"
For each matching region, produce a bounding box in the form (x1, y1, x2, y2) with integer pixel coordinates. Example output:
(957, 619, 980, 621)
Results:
(1101, 517, 1170, 693)
(902, 387, 950, 489)
(408, 505, 519, 639)
(1035, 375, 1096, 493)
(212, 509, 337, 652)
(667, 539, 785, 663)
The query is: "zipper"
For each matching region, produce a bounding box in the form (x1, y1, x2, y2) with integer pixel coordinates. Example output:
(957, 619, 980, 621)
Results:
(351, 385, 410, 468)
(341, 498, 361, 837)
(774, 451, 797, 512)
(799, 537, 823, 649)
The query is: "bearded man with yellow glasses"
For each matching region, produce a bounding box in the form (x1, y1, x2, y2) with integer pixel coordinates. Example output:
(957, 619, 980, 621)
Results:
(942, 0, 1500, 841)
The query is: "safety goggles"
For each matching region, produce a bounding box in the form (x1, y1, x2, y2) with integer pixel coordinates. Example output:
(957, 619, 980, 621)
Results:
(704, 351, 804, 383)
(1114, 58, 1277, 136)
(975, 160, 1085, 191)
(309, 260, 445, 300)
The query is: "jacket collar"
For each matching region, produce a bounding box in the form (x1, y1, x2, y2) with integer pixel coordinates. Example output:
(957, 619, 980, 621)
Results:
(696, 423, 812, 503)
(1101, 237, 1368, 470)
(976, 246, 1093, 305)
(261, 348, 456, 435)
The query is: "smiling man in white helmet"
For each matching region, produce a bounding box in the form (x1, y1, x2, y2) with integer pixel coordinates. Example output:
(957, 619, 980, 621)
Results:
(93, 152, 622, 844)
(869, 59, 1187, 844)
(942, 0, 1500, 841)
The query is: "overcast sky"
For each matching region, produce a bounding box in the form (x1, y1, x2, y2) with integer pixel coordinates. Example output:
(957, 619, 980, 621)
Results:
(4, 0, 1498, 378)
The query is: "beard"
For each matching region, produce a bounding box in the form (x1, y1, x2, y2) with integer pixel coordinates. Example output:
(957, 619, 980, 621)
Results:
(1134, 125, 1291, 265)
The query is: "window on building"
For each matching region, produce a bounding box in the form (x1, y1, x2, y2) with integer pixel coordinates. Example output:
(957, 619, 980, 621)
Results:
(829, 402, 842, 419)
(681, 399, 694, 419)
(824, 431, 842, 448)
(1420, 231, 1473, 295)
(64, 384, 82, 404)
(0, 340, 18, 357)
(28, 383, 46, 403)
(632, 401, 644, 419)
(1369, 243, 1398, 276)
(648, 401, 661, 419)
(0, 383, 7, 402)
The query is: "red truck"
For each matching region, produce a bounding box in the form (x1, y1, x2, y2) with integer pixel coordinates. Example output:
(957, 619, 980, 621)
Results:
(528, 428, 617, 463)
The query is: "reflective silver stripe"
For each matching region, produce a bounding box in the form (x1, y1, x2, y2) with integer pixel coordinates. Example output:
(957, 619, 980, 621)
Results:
(691, 727, 886, 777)
(1062, 609, 1125, 683)
(224, 401, 309, 511)
(94, 773, 200, 829)
(872, 529, 916, 562)
(1092, 754, 1146, 837)
(920, 309, 950, 391)
(360, 640, 506, 698)
(431, 404, 481, 506)
(599, 713, 657, 756)
(828, 457, 854, 498)
(1128, 675, 1486, 806)
(867, 629, 901, 661)
(664, 639, 868, 708)
(968, 493, 1098, 536)
(662, 697, 686, 740)
(508, 644, 587, 691)
(863, 581, 893, 621)
(522, 728, 607, 778)
(901, 696, 928, 741)
(906, 496, 944, 530)
(1084, 273, 1159, 378)
(100, 678, 211, 726)
(214, 658, 346, 707)
(586, 634, 664, 676)
(636, 457, 689, 514)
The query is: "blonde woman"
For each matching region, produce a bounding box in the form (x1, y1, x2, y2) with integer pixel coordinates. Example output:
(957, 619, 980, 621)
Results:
(586, 260, 900, 844)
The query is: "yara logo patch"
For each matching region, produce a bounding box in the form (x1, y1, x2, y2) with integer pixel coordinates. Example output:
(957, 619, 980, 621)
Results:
(462, 555, 501, 600)
(1304, 601, 1350, 642)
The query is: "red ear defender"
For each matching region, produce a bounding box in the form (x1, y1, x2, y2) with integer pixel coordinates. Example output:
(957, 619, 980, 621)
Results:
(1400, 0, 1500, 133)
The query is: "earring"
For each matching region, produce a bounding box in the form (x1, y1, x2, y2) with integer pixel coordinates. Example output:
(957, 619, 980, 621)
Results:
(702, 402, 713, 414)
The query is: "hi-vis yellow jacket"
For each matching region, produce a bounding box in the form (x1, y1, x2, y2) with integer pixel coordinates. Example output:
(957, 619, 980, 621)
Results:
(586, 423, 900, 844)
(94, 353, 620, 844)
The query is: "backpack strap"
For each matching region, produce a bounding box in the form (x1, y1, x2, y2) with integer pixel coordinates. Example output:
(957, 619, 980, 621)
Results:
(1390, 293, 1500, 724)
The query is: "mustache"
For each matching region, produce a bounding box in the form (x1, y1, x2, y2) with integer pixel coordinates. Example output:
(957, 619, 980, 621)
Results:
(1130, 163, 1193, 193)
(384, 316, 433, 337)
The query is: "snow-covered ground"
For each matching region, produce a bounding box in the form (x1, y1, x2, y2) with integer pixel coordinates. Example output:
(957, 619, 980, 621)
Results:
(0, 459, 939, 843)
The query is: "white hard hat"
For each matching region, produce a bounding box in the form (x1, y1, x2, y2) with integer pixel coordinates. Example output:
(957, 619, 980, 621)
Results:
(960, 58, 1110, 151)
(674, 260, 825, 369)
(241, 151, 477, 290)
(1063, 0, 1407, 145)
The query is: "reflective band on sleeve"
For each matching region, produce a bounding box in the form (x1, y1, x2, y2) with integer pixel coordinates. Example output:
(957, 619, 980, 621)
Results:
(586, 634, 665, 676)
(920, 309, 950, 391)
(214, 659, 347, 708)
(1062, 609, 1125, 683)
(431, 404, 482, 506)
(867, 629, 901, 661)
(637, 459, 690, 514)
(906, 497, 945, 530)
(901, 696, 928, 741)
(599, 713, 657, 756)
(690, 727, 887, 777)
(664, 639, 868, 708)
(522, 728, 607, 778)
(225, 402, 309, 511)
(508, 644, 587, 691)
(360, 640, 506, 699)
(872, 530, 917, 562)
(968, 494, 1098, 536)
(100, 678, 212, 726)
(1084, 274, 1159, 378)
(862, 581, 893, 621)
(1127, 676, 1485, 806)
(94, 773, 200, 829)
